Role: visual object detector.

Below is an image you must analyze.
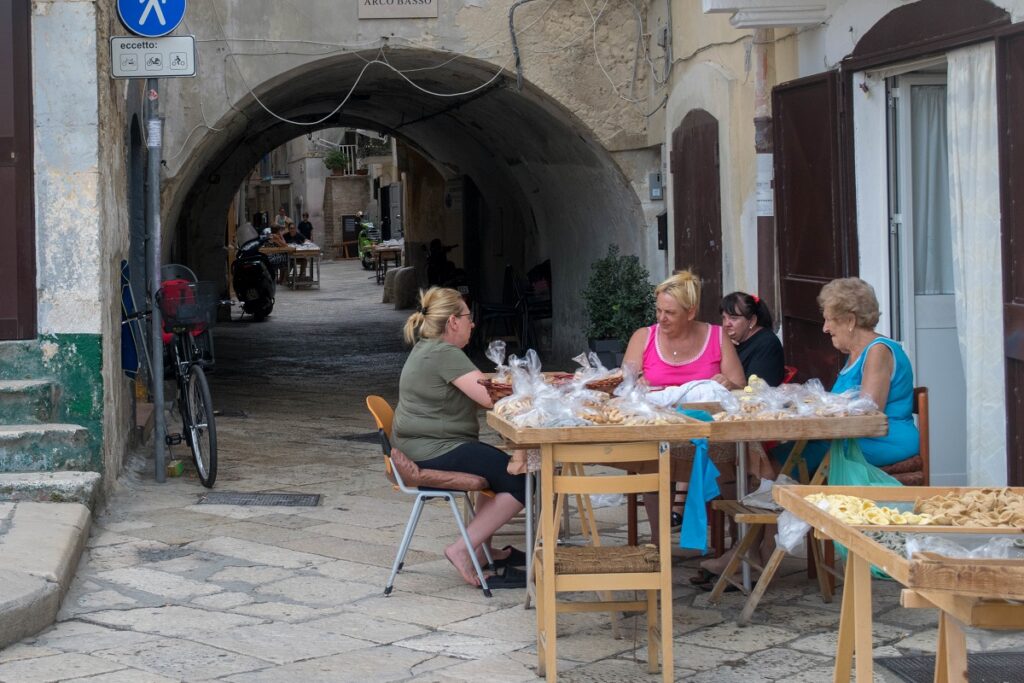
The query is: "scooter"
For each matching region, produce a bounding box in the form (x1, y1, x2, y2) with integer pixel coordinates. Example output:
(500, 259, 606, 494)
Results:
(231, 237, 276, 321)
(357, 219, 380, 270)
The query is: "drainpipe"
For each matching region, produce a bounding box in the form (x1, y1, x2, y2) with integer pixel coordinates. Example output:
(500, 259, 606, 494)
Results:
(752, 29, 778, 330)
(146, 79, 166, 483)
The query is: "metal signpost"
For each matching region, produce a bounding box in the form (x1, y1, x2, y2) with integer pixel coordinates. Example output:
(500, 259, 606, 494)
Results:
(114, 0, 190, 483)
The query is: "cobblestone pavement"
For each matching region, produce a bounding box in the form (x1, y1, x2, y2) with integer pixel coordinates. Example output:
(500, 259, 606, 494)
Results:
(3, 260, 1017, 681)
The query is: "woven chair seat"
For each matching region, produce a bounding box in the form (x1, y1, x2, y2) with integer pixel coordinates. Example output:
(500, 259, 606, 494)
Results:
(553, 544, 660, 575)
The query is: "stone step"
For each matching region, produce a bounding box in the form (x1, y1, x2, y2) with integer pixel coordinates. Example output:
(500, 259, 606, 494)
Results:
(0, 379, 57, 424)
(0, 502, 91, 648)
(0, 424, 90, 472)
(0, 340, 44, 380)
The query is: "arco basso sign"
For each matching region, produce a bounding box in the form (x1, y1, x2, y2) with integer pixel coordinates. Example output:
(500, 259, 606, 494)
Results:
(358, 0, 437, 20)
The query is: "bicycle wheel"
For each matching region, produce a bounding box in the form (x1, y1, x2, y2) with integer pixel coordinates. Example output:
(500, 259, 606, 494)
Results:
(184, 365, 218, 487)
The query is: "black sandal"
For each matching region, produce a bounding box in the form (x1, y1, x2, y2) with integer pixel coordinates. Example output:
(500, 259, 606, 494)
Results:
(492, 546, 527, 569)
(670, 511, 683, 529)
(689, 568, 716, 585)
(485, 565, 527, 589)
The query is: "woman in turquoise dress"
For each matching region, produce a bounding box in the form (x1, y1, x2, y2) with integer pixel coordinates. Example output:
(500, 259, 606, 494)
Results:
(779, 277, 919, 472)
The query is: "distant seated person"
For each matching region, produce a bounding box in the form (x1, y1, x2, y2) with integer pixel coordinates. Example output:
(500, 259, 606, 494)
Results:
(426, 238, 458, 286)
(719, 292, 785, 386)
(265, 226, 288, 284)
(297, 213, 314, 241)
(774, 277, 919, 473)
(283, 222, 308, 245)
(283, 222, 315, 279)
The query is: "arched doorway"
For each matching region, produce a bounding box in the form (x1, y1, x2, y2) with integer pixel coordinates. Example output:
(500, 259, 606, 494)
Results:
(671, 109, 722, 323)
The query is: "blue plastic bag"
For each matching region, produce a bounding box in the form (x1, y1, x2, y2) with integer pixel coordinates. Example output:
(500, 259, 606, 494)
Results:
(679, 438, 719, 554)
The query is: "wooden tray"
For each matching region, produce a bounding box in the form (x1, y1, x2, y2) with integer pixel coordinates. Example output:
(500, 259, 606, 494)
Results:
(709, 412, 887, 442)
(487, 411, 710, 445)
(774, 484, 1024, 600)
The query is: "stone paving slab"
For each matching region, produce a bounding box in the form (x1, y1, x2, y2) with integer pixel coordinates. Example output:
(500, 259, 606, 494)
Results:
(6, 261, 1024, 681)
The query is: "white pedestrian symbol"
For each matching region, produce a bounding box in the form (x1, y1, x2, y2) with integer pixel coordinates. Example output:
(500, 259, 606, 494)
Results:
(139, 0, 167, 26)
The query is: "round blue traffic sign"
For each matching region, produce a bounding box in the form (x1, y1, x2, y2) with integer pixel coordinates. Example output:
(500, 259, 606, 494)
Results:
(118, 0, 187, 38)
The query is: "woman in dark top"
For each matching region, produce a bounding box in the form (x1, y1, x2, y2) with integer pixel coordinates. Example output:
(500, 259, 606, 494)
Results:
(719, 292, 785, 386)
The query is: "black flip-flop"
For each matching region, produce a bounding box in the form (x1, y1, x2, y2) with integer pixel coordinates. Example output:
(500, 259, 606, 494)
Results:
(670, 511, 683, 529)
(485, 565, 527, 589)
(492, 546, 527, 569)
(698, 579, 739, 593)
(689, 568, 716, 585)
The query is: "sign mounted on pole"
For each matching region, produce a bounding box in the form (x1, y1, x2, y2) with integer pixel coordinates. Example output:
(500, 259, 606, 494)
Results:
(118, 0, 187, 38)
(110, 36, 196, 78)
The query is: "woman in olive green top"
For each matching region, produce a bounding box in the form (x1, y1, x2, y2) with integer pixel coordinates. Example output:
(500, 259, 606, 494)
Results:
(392, 287, 526, 587)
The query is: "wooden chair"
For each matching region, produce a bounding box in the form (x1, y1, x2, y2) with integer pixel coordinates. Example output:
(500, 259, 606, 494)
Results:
(365, 396, 495, 597)
(535, 442, 673, 682)
(708, 386, 931, 624)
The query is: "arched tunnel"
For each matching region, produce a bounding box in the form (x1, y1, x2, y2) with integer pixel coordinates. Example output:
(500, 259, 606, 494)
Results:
(164, 47, 653, 360)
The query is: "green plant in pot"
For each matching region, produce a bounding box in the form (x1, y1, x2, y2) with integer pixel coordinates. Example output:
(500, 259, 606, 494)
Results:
(582, 244, 655, 368)
(323, 149, 349, 175)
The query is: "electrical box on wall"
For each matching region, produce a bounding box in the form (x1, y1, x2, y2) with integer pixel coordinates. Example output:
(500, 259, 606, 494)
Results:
(649, 172, 663, 200)
(657, 213, 667, 251)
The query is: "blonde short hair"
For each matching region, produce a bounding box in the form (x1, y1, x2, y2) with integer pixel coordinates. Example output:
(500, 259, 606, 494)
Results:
(403, 287, 465, 345)
(655, 270, 701, 311)
(818, 277, 881, 329)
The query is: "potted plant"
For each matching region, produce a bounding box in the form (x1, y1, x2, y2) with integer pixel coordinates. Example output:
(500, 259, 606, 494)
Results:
(582, 244, 655, 367)
(322, 149, 349, 175)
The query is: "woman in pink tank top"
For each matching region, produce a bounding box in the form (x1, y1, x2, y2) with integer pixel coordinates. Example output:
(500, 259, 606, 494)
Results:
(623, 270, 744, 390)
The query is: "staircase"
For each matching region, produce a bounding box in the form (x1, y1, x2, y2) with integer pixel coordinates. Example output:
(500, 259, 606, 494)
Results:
(0, 341, 94, 475)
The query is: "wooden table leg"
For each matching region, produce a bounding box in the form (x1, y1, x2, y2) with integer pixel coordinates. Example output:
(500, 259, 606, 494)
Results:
(934, 611, 968, 683)
(833, 554, 857, 683)
(851, 554, 874, 683)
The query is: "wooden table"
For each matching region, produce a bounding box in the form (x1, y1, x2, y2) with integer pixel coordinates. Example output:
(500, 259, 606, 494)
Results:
(488, 411, 889, 597)
(373, 245, 403, 284)
(287, 247, 321, 289)
(775, 484, 1024, 683)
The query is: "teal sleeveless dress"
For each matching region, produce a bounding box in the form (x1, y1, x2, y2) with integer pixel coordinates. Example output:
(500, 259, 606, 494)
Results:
(776, 337, 919, 471)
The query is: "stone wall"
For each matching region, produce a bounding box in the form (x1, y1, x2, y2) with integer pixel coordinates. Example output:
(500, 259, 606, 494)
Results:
(322, 176, 371, 257)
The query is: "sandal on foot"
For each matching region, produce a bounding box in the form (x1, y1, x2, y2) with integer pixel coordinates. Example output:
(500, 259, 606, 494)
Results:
(486, 566, 527, 589)
(689, 568, 717, 585)
(493, 546, 527, 569)
(698, 579, 739, 593)
(670, 511, 683, 530)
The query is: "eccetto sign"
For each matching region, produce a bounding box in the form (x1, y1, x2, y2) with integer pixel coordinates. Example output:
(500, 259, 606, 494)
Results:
(358, 0, 438, 20)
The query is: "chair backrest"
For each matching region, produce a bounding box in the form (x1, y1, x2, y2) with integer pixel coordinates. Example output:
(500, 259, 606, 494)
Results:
(782, 365, 798, 384)
(913, 387, 930, 485)
(546, 442, 672, 552)
(365, 395, 394, 456)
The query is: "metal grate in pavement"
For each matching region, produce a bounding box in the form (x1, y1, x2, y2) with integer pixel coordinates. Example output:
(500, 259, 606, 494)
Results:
(877, 652, 1024, 683)
(197, 492, 321, 507)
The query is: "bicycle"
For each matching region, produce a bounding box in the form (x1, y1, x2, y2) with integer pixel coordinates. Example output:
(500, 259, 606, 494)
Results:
(156, 266, 221, 488)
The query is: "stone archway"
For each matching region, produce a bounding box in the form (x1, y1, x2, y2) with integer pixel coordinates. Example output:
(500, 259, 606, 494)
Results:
(162, 48, 649, 360)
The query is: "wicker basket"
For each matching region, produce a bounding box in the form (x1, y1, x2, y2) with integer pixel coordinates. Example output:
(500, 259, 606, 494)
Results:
(478, 378, 514, 403)
(584, 375, 624, 394)
(553, 544, 659, 574)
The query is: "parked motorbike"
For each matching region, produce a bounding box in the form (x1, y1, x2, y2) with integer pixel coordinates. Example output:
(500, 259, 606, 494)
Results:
(231, 237, 276, 321)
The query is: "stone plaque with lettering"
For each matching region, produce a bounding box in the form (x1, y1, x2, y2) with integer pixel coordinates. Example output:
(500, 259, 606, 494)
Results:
(358, 0, 438, 19)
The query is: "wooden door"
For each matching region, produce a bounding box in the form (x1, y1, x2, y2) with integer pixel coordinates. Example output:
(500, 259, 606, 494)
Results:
(773, 71, 857, 383)
(671, 110, 722, 323)
(998, 28, 1024, 485)
(0, 0, 35, 339)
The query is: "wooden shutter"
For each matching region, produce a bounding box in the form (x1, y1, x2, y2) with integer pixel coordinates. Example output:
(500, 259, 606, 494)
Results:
(0, 0, 36, 339)
(671, 110, 723, 323)
(773, 71, 857, 383)
(998, 27, 1024, 485)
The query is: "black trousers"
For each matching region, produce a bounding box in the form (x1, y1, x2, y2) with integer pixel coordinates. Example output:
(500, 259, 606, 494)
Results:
(418, 442, 526, 505)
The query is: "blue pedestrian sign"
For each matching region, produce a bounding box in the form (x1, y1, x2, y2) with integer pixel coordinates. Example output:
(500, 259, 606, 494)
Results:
(118, 0, 186, 38)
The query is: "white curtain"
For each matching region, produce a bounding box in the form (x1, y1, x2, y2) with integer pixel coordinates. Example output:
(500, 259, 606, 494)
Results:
(911, 85, 954, 294)
(946, 43, 1006, 486)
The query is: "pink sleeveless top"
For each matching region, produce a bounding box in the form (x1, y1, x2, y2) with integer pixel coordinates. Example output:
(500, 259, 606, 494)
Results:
(641, 323, 723, 387)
